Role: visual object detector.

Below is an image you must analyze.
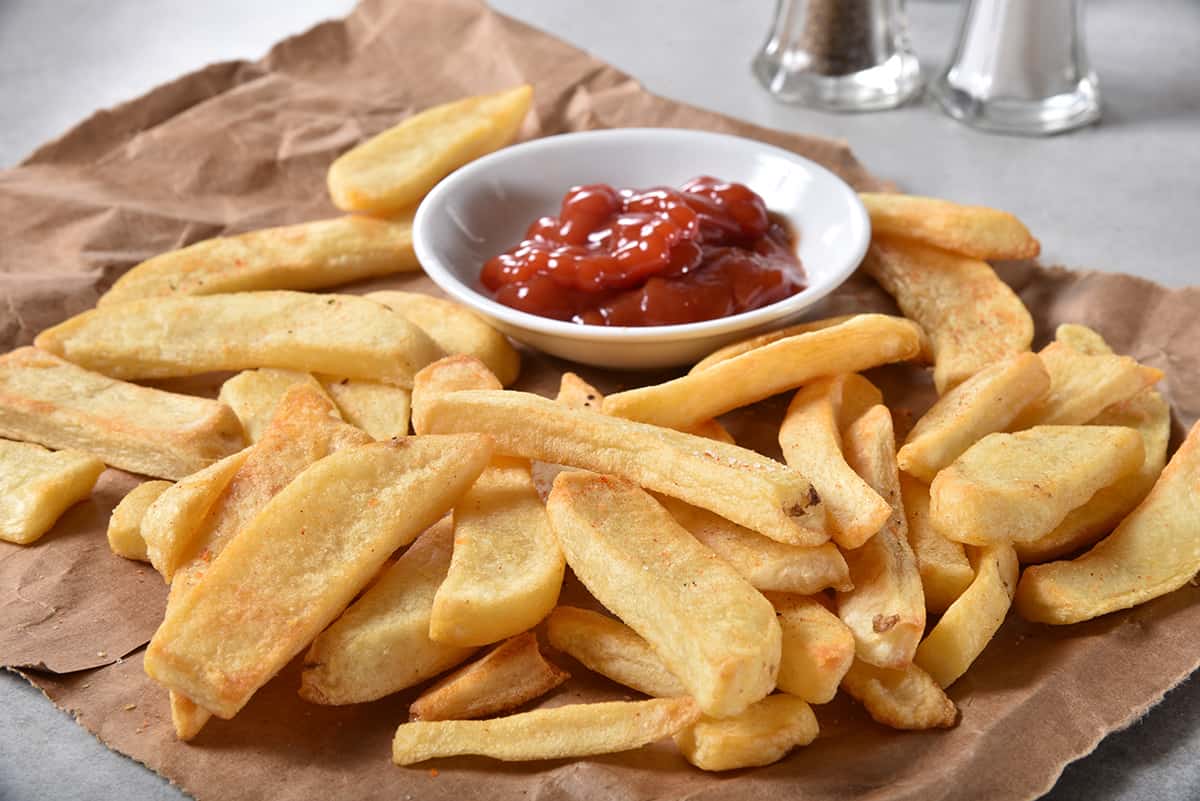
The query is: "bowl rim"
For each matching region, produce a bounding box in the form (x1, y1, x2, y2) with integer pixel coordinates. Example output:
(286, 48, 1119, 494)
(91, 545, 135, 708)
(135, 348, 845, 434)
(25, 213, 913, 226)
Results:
(413, 127, 870, 343)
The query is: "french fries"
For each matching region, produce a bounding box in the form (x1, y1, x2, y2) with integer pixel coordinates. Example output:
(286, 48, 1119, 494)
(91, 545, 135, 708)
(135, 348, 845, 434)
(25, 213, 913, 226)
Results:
(837, 406, 925, 669)
(858, 193, 1041, 260)
(141, 449, 251, 580)
(841, 660, 957, 730)
(779, 376, 892, 549)
(1016, 388, 1170, 563)
(421, 388, 827, 546)
(930, 426, 1145, 545)
(165, 385, 372, 738)
(219, 369, 329, 443)
(658, 497, 851, 595)
(770, 594, 856, 704)
(862, 237, 1034, 394)
(1016, 419, 1200, 625)
(107, 480, 171, 561)
(914, 544, 1017, 687)
(603, 314, 924, 429)
(547, 473, 780, 718)
(898, 352, 1050, 483)
(367, 291, 520, 387)
(411, 355, 503, 434)
(300, 517, 477, 705)
(1010, 335, 1162, 429)
(34, 291, 443, 388)
(329, 85, 533, 216)
(0, 347, 244, 480)
(97, 215, 419, 308)
(145, 435, 493, 719)
(545, 607, 686, 698)
(675, 694, 819, 771)
(430, 456, 565, 646)
(0, 440, 104, 545)
(317, 377, 411, 440)
(1054, 323, 1112, 355)
(392, 697, 700, 766)
(899, 475, 973, 614)
(555, 372, 603, 411)
(409, 632, 569, 721)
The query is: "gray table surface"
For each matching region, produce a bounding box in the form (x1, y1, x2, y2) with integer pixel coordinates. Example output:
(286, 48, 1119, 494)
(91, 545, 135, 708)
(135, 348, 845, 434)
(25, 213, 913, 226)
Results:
(0, 1, 1197, 800)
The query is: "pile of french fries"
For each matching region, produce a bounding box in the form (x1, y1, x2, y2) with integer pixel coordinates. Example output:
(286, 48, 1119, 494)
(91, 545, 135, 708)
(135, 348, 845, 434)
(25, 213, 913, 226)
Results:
(2, 85, 1197, 777)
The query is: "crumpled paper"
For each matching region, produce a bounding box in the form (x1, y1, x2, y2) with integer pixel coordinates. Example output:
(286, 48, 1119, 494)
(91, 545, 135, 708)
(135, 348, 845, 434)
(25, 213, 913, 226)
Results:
(1, 1, 1199, 800)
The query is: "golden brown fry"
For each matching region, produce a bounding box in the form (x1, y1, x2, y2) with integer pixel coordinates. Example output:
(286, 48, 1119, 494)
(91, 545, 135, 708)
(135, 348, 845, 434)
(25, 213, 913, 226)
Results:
(545, 606, 686, 698)
(141, 449, 251, 580)
(1010, 337, 1162, 429)
(675, 694, 819, 771)
(392, 697, 700, 766)
(859, 193, 1041, 260)
(659, 497, 851, 595)
(411, 355, 504, 435)
(1016, 388, 1171, 563)
(692, 315, 935, 374)
(97, 215, 418, 308)
(409, 632, 569, 721)
(1015, 419, 1200, 625)
(779, 376, 892, 549)
(557, 372, 731, 442)
(367, 291, 520, 387)
(35, 291, 443, 388)
(898, 352, 1050, 483)
(837, 406, 925, 669)
(0, 440, 104, 545)
(329, 85, 533, 216)
(299, 518, 477, 705)
(107, 480, 171, 561)
(423, 388, 826, 546)
(770, 594, 856, 704)
(862, 236, 1034, 394)
(1054, 323, 1113, 356)
(0, 347, 243, 480)
(317, 377, 411, 440)
(841, 659, 957, 730)
(218, 369, 328, 443)
(430, 456, 564, 646)
(602, 314, 923, 429)
(930, 426, 1145, 546)
(145, 435, 493, 719)
(165, 385, 372, 738)
(834, 373, 885, 432)
(899, 475, 973, 615)
(914, 544, 1017, 687)
(547, 473, 780, 717)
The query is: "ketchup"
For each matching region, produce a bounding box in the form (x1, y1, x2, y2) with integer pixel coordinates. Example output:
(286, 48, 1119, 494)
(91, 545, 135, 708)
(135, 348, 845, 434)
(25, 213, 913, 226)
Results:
(480, 176, 806, 326)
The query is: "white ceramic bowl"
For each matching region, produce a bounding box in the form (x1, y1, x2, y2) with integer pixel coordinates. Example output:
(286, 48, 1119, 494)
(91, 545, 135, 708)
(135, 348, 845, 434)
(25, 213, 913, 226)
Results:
(413, 128, 869, 369)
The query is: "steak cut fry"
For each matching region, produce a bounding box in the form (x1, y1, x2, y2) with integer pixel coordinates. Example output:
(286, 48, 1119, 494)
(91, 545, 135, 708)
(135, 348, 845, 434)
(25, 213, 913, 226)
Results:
(837, 406, 925, 669)
(779, 376, 892, 549)
(602, 314, 923, 429)
(858, 193, 1041, 260)
(1015, 419, 1200, 625)
(144, 434, 493, 719)
(218, 369, 330, 443)
(0, 347, 244, 480)
(329, 85, 533, 216)
(421, 388, 826, 546)
(899, 475, 973, 615)
(300, 517, 478, 705)
(392, 697, 699, 766)
(841, 659, 957, 730)
(770, 593, 856, 704)
(547, 473, 780, 718)
(675, 694, 819, 771)
(862, 236, 1034, 394)
(35, 291, 443, 388)
(0, 440, 104, 545)
(97, 215, 418, 307)
(107, 480, 171, 561)
(545, 606, 687, 698)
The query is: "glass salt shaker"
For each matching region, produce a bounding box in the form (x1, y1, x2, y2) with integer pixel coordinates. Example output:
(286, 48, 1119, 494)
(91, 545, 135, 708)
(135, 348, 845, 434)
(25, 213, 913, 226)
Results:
(752, 0, 922, 112)
(930, 0, 1101, 135)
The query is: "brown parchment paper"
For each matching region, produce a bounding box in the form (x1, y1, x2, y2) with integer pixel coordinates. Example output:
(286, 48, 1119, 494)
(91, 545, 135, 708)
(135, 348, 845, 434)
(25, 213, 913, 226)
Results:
(1, 1, 1199, 800)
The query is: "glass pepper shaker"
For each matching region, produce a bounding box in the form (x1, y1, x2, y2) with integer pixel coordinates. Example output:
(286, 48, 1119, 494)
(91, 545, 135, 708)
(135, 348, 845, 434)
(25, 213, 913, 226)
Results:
(752, 0, 922, 112)
(930, 0, 1101, 135)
